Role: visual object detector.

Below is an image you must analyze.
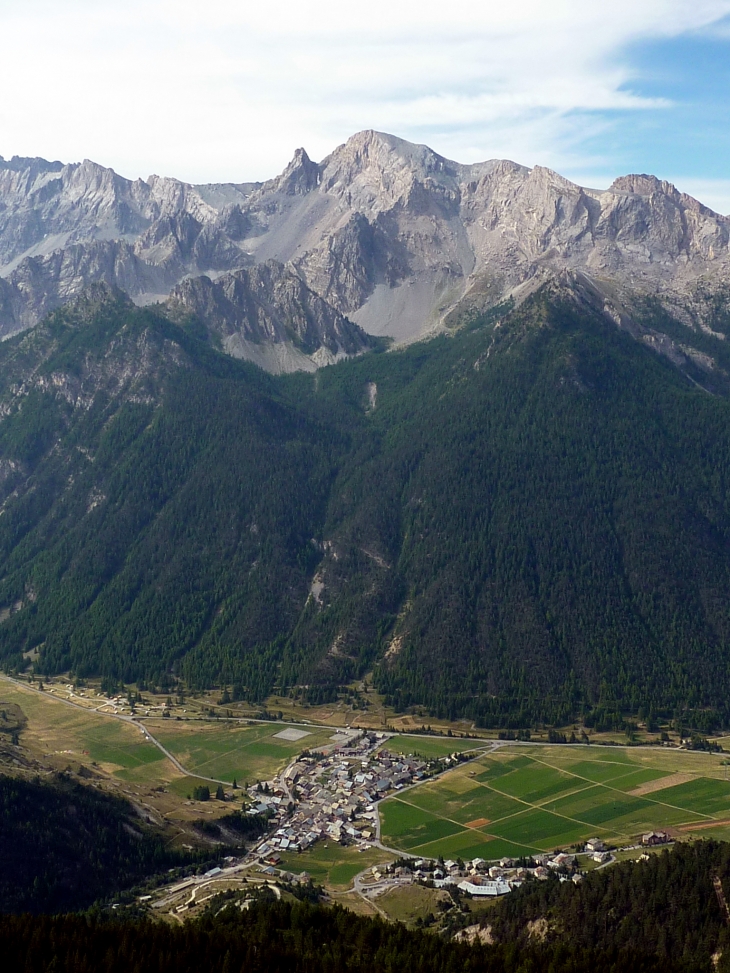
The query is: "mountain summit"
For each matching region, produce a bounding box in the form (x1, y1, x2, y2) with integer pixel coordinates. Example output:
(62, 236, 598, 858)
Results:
(0, 133, 729, 371)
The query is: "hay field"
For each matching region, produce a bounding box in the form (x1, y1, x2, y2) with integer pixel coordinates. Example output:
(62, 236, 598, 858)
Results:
(380, 744, 730, 859)
(149, 720, 334, 785)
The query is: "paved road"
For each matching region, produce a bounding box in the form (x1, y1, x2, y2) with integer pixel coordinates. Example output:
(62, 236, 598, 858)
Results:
(0, 674, 233, 786)
(370, 740, 501, 855)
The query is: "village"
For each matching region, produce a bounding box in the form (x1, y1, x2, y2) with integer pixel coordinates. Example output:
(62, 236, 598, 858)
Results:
(231, 729, 674, 901)
(245, 728, 446, 868)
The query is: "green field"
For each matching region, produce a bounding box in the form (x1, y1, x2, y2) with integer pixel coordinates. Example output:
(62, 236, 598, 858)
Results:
(380, 744, 730, 859)
(82, 721, 168, 781)
(382, 735, 481, 759)
(0, 679, 172, 782)
(276, 842, 391, 889)
(150, 720, 334, 785)
(0, 679, 340, 789)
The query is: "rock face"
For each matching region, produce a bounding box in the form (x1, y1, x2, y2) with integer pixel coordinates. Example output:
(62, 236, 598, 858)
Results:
(165, 261, 376, 373)
(0, 155, 255, 336)
(2, 133, 730, 368)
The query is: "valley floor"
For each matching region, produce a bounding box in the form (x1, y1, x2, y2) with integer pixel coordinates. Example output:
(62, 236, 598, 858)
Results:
(4, 672, 730, 925)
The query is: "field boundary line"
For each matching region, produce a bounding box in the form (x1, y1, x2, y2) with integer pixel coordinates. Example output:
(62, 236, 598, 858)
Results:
(525, 751, 717, 822)
(159, 727, 285, 776)
(472, 774, 597, 810)
(386, 793, 552, 854)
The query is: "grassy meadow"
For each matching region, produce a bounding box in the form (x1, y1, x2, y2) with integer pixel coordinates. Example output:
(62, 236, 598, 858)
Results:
(276, 842, 391, 889)
(0, 679, 172, 782)
(149, 720, 334, 786)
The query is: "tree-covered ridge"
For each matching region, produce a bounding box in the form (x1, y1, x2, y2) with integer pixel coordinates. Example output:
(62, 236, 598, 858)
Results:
(0, 899, 685, 973)
(0, 291, 343, 697)
(0, 773, 202, 913)
(294, 287, 730, 728)
(489, 840, 730, 973)
(3, 283, 730, 726)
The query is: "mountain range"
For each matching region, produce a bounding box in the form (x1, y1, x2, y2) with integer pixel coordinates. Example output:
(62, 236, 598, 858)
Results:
(2, 131, 729, 374)
(2, 133, 730, 730)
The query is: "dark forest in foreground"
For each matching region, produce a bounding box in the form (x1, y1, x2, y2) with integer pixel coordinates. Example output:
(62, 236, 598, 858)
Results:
(0, 899, 700, 973)
(4, 766, 730, 972)
(10, 838, 730, 973)
(3, 284, 730, 727)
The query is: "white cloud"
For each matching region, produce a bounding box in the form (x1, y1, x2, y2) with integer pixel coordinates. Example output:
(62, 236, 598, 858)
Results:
(0, 0, 728, 183)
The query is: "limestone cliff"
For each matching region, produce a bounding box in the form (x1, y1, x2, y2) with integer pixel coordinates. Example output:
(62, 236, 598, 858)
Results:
(2, 133, 730, 369)
(165, 261, 376, 373)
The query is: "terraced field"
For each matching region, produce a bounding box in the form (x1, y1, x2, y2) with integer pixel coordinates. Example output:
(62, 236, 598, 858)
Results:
(380, 745, 730, 859)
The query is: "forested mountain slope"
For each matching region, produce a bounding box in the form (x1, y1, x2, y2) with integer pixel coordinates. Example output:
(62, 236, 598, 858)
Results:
(0, 773, 197, 913)
(0, 900, 677, 973)
(489, 840, 730, 970)
(3, 281, 730, 727)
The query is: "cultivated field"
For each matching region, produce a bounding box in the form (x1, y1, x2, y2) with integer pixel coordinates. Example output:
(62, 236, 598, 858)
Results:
(0, 679, 173, 782)
(380, 745, 730, 859)
(382, 735, 475, 759)
(149, 720, 335, 786)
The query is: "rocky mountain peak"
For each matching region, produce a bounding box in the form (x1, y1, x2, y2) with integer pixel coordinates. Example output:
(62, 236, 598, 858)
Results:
(0, 155, 63, 176)
(3, 131, 730, 371)
(608, 173, 726, 219)
(318, 129, 460, 214)
(262, 147, 320, 197)
(609, 173, 679, 197)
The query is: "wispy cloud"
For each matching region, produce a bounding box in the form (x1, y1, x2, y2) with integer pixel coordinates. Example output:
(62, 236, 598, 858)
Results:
(0, 0, 728, 183)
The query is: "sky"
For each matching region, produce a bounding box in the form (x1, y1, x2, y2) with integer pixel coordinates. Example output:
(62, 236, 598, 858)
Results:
(1, 0, 730, 212)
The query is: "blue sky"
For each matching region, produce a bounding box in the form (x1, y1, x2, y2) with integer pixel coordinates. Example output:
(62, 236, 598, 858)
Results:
(563, 20, 730, 206)
(0, 1, 729, 211)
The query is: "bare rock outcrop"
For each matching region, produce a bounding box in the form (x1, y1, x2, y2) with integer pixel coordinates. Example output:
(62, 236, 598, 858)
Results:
(2, 132, 730, 369)
(165, 261, 376, 373)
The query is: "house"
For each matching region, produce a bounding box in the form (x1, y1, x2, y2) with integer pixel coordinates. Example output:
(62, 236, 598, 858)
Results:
(585, 838, 605, 853)
(457, 879, 510, 897)
(641, 831, 670, 846)
(548, 853, 575, 870)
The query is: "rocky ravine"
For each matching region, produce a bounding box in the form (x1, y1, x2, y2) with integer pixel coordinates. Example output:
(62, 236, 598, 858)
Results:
(1, 133, 730, 371)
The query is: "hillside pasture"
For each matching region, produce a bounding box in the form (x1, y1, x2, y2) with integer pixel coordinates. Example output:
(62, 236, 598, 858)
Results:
(0, 679, 172, 781)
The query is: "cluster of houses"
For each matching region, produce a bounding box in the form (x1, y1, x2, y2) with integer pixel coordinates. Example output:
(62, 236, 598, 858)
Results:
(241, 729, 675, 892)
(368, 850, 586, 897)
(248, 732, 453, 864)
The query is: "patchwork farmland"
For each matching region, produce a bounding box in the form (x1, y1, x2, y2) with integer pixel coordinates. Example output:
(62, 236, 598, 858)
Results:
(380, 745, 730, 860)
(149, 720, 335, 786)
